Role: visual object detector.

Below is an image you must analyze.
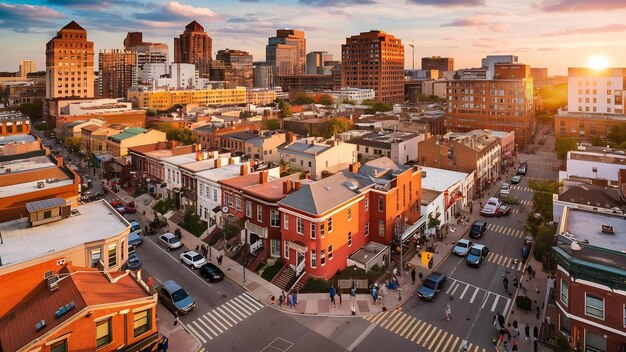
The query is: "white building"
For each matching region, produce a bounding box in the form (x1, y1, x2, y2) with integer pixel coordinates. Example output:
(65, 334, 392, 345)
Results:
(481, 55, 518, 72)
(326, 88, 375, 104)
(137, 63, 168, 84)
(567, 67, 626, 114)
(346, 130, 424, 164)
(559, 149, 626, 185)
(61, 99, 132, 116)
(156, 63, 198, 90)
(278, 138, 357, 180)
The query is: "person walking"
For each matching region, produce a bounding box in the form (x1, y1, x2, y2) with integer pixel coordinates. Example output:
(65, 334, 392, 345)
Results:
(533, 339, 538, 352)
(337, 290, 342, 305)
(512, 339, 518, 351)
(217, 254, 223, 265)
(278, 292, 284, 307)
(502, 341, 510, 352)
(329, 285, 337, 308)
(503, 276, 509, 292)
(536, 305, 541, 319)
(371, 284, 379, 304)
(411, 267, 416, 285)
(524, 325, 530, 341)
(445, 304, 453, 320)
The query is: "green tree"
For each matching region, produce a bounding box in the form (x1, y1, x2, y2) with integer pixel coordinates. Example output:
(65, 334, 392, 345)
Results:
(149, 122, 198, 145)
(361, 99, 393, 113)
(280, 102, 292, 118)
(341, 99, 356, 105)
(589, 136, 605, 146)
(533, 224, 557, 261)
(266, 119, 280, 130)
(146, 109, 157, 116)
(291, 92, 315, 106)
(65, 136, 81, 154)
(607, 124, 626, 145)
(555, 137, 578, 160)
(319, 94, 335, 106)
(18, 100, 43, 120)
(318, 117, 352, 138)
(179, 208, 208, 237)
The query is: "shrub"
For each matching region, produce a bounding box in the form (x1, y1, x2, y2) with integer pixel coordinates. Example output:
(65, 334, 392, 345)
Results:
(515, 295, 532, 311)
(179, 208, 208, 237)
(153, 198, 174, 214)
(260, 259, 283, 281)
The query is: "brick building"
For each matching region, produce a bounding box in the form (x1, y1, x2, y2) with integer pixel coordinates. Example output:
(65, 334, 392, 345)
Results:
(98, 49, 137, 99)
(211, 49, 253, 88)
(342, 30, 404, 103)
(0, 111, 30, 136)
(276, 74, 333, 94)
(421, 56, 454, 78)
(174, 21, 212, 78)
(554, 111, 626, 140)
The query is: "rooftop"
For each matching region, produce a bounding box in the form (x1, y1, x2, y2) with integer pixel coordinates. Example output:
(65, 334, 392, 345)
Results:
(0, 111, 29, 122)
(196, 163, 245, 183)
(221, 131, 261, 141)
(279, 139, 330, 156)
(444, 130, 500, 151)
(108, 128, 148, 142)
(420, 166, 468, 192)
(161, 152, 200, 166)
(243, 174, 309, 202)
(0, 134, 37, 146)
(346, 131, 421, 149)
(421, 188, 442, 204)
(564, 208, 626, 253)
(0, 201, 129, 267)
(0, 155, 59, 175)
(568, 149, 626, 164)
(558, 184, 621, 209)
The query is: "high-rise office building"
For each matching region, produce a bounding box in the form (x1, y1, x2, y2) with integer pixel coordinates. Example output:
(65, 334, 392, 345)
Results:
(211, 49, 253, 88)
(19, 60, 36, 78)
(306, 51, 333, 75)
(341, 30, 404, 103)
(174, 21, 212, 78)
(98, 49, 137, 99)
(253, 62, 274, 88)
(421, 56, 453, 78)
(266, 29, 306, 76)
(45, 21, 94, 99)
(123, 32, 168, 68)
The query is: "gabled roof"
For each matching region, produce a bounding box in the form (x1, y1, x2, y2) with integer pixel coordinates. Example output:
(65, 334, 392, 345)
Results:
(62, 21, 84, 31)
(185, 20, 204, 32)
(558, 184, 621, 208)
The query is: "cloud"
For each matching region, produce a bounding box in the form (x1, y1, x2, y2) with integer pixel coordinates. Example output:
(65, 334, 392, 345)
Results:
(299, 0, 376, 5)
(0, 3, 65, 32)
(441, 15, 509, 32)
(407, 0, 483, 6)
(538, 0, 626, 12)
(537, 47, 558, 51)
(46, 0, 147, 9)
(543, 24, 626, 36)
(134, 1, 221, 26)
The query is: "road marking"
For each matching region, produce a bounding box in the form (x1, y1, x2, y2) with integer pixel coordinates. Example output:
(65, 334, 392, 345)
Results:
(188, 322, 208, 343)
(447, 336, 460, 351)
(382, 311, 402, 330)
(229, 298, 254, 316)
(411, 321, 427, 341)
(481, 292, 490, 309)
(460, 285, 469, 300)
(427, 328, 443, 349)
(433, 331, 448, 352)
(346, 322, 376, 352)
(491, 295, 500, 312)
(469, 287, 479, 303)
(196, 317, 217, 338)
(451, 283, 460, 296)
(368, 310, 389, 324)
(399, 317, 417, 337)
(446, 281, 457, 295)
(415, 324, 432, 344)
(201, 315, 223, 334)
(503, 298, 511, 315)
(234, 294, 260, 312)
(225, 301, 249, 320)
(392, 314, 411, 333)
(208, 312, 229, 331)
(216, 306, 239, 325)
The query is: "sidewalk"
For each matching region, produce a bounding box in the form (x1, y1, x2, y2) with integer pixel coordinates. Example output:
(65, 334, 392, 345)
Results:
(156, 305, 201, 352)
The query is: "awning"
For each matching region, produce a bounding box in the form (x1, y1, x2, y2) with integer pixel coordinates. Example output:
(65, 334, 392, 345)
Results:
(288, 240, 308, 253)
(400, 216, 427, 242)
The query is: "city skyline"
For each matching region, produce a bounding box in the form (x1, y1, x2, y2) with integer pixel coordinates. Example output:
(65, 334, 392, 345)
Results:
(1, 0, 626, 74)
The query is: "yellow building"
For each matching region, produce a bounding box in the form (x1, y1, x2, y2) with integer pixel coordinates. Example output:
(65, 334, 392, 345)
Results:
(128, 87, 247, 110)
(81, 124, 126, 154)
(247, 88, 277, 106)
(106, 127, 167, 157)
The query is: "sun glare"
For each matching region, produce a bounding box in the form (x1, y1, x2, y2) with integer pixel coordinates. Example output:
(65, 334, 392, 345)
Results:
(587, 55, 609, 70)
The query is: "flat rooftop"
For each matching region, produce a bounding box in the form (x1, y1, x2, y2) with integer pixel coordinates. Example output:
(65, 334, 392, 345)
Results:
(0, 155, 56, 175)
(420, 166, 468, 192)
(568, 150, 626, 164)
(565, 208, 626, 252)
(0, 134, 36, 146)
(0, 178, 73, 198)
(0, 201, 129, 267)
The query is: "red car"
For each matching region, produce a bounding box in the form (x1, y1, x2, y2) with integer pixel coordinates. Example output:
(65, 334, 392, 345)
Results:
(110, 201, 123, 207)
(124, 206, 137, 214)
(115, 206, 126, 215)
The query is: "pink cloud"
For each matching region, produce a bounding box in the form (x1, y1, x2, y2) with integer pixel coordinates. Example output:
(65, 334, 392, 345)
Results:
(543, 24, 626, 36)
(538, 0, 626, 12)
(442, 15, 509, 32)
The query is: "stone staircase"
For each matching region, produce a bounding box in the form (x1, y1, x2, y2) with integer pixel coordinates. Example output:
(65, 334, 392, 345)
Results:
(271, 265, 295, 291)
(291, 272, 310, 293)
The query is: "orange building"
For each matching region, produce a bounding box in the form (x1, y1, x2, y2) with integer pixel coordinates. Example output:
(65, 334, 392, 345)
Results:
(0, 111, 30, 135)
(55, 109, 146, 130)
(193, 124, 261, 150)
(554, 111, 626, 140)
(174, 21, 212, 78)
(278, 158, 422, 279)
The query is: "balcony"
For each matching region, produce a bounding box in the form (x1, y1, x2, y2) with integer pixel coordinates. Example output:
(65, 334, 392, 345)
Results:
(245, 220, 268, 239)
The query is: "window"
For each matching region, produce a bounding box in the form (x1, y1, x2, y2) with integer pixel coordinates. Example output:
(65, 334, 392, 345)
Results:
(284, 214, 289, 229)
(364, 198, 369, 212)
(51, 339, 68, 352)
(310, 222, 316, 239)
(328, 217, 333, 233)
(246, 201, 252, 218)
(320, 249, 326, 266)
(213, 189, 218, 202)
(284, 241, 289, 259)
(379, 220, 385, 237)
(133, 309, 151, 337)
(585, 293, 604, 320)
(108, 243, 117, 267)
(90, 248, 101, 268)
(296, 217, 304, 234)
(310, 250, 316, 268)
(120, 237, 125, 261)
(378, 196, 384, 212)
(271, 239, 280, 257)
(365, 223, 369, 236)
(270, 210, 280, 227)
(44, 210, 52, 219)
(328, 245, 333, 259)
(320, 223, 325, 238)
(257, 205, 263, 222)
(347, 208, 352, 221)
(96, 318, 112, 349)
(348, 232, 352, 247)
(560, 278, 568, 306)
(623, 304, 626, 328)
(592, 167, 598, 173)
(235, 197, 241, 211)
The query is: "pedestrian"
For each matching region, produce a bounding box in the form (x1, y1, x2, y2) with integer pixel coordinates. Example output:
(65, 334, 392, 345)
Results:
(372, 284, 379, 304)
(493, 315, 501, 331)
(278, 292, 284, 307)
(288, 292, 294, 309)
(512, 339, 518, 351)
(504, 327, 511, 342)
(524, 325, 530, 341)
(161, 337, 169, 352)
(293, 291, 298, 308)
(503, 276, 509, 291)
(338, 290, 342, 305)
(217, 254, 223, 265)
(514, 325, 520, 340)
(513, 277, 519, 288)
(445, 304, 453, 320)
(195, 244, 200, 252)
(502, 341, 509, 352)
(173, 312, 179, 326)
(533, 326, 538, 341)
(536, 305, 540, 319)
(329, 285, 336, 308)
(533, 339, 538, 352)
(411, 267, 416, 285)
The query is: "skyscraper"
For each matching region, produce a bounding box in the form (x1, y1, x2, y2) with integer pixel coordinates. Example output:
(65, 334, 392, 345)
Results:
(211, 49, 253, 88)
(98, 49, 137, 99)
(421, 56, 454, 78)
(266, 29, 306, 76)
(174, 21, 212, 78)
(306, 51, 333, 75)
(123, 32, 168, 68)
(342, 30, 404, 103)
(19, 60, 36, 78)
(45, 21, 94, 99)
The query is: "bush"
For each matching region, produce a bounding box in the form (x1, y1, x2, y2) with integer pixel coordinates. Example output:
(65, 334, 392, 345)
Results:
(261, 258, 283, 281)
(179, 208, 208, 237)
(533, 224, 557, 261)
(132, 187, 148, 198)
(515, 295, 532, 311)
(153, 198, 174, 214)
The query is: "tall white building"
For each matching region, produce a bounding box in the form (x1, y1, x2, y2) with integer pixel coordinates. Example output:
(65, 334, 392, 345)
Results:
(481, 55, 518, 72)
(567, 67, 626, 114)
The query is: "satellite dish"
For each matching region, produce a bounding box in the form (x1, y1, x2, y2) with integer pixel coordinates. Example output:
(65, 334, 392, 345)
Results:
(222, 206, 229, 213)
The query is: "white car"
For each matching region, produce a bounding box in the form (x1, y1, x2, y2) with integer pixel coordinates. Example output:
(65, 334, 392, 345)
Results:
(158, 233, 182, 250)
(180, 250, 207, 269)
(480, 197, 501, 217)
(500, 182, 510, 196)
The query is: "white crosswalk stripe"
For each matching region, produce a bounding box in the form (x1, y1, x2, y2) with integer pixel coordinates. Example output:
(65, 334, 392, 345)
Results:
(486, 252, 523, 271)
(486, 223, 525, 238)
(187, 292, 264, 343)
(510, 185, 532, 192)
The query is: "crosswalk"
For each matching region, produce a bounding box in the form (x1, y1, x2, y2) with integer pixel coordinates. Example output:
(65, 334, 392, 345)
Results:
(510, 185, 532, 193)
(445, 278, 512, 314)
(485, 252, 524, 271)
(486, 223, 525, 238)
(526, 160, 554, 166)
(186, 292, 264, 343)
(363, 309, 487, 352)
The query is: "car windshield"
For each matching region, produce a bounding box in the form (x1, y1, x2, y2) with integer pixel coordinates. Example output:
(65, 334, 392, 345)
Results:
(168, 237, 179, 244)
(191, 254, 203, 262)
(423, 279, 438, 290)
(469, 248, 481, 256)
(471, 224, 482, 232)
(458, 241, 469, 249)
(487, 201, 497, 206)
(171, 288, 189, 302)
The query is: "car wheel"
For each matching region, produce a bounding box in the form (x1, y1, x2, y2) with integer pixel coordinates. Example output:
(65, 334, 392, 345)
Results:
(206, 277, 211, 283)
(190, 264, 194, 269)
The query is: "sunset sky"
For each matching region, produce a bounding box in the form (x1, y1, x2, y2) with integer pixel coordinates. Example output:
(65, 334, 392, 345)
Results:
(1, 0, 625, 75)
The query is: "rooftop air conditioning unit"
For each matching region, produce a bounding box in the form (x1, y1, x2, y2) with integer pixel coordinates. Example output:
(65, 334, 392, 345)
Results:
(47, 275, 60, 292)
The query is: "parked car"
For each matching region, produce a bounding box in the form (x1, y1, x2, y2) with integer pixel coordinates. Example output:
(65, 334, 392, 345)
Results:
(466, 244, 489, 267)
(417, 272, 448, 301)
(199, 263, 225, 282)
(480, 197, 501, 217)
(110, 201, 123, 207)
(124, 206, 137, 214)
(128, 231, 143, 247)
(180, 250, 207, 269)
(452, 239, 473, 257)
(129, 220, 142, 234)
(499, 182, 510, 196)
(156, 280, 195, 315)
(469, 220, 487, 238)
(511, 175, 522, 184)
(517, 165, 527, 175)
(122, 252, 142, 271)
(496, 204, 512, 217)
(115, 206, 126, 215)
(158, 233, 182, 250)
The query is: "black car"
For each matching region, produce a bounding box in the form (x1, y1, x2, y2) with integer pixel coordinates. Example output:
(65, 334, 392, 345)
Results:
(417, 272, 448, 301)
(469, 220, 487, 238)
(199, 263, 225, 282)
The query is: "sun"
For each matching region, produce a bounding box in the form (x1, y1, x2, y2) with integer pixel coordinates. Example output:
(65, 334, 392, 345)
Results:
(587, 55, 609, 70)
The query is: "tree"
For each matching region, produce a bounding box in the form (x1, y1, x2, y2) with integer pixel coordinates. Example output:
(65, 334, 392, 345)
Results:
(280, 102, 292, 118)
(608, 124, 626, 145)
(555, 137, 578, 160)
(65, 136, 81, 154)
(18, 100, 43, 120)
(239, 111, 254, 119)
(318, 117, 352, 138)
(266, 119, 280, 130)
(146, 109, 157, 116)
(341, 99, 356, 105)
(361, 99, 393, 113)
(291, 92, 315, 106)
(533, 224, 557, 261)
(149, 122, 198, 145)
(319, 94, 335, 106)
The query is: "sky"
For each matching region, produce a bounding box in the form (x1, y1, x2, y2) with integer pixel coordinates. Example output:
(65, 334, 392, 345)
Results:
(1, 0, 626, 75)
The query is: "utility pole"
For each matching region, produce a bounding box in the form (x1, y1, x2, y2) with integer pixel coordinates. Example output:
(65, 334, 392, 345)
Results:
(408, 43, 415, 71)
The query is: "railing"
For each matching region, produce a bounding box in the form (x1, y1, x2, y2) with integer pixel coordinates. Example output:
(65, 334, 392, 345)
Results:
(295, 258, 305, 276)
(245, 220, 268, 238)
(250, 239, 263, 253)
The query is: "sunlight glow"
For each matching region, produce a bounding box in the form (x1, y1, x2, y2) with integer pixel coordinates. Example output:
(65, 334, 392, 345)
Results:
(587, 56, 609, 70)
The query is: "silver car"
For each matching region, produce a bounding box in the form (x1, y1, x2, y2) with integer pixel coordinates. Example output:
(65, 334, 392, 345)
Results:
(453, 239, 473, 256)
(158, 233, 182, 250)
(180, 250, 207, 269)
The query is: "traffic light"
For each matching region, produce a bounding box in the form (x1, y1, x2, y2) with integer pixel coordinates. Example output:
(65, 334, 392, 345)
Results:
(428, 258, 433, 269)
(422, 251, 433, 268)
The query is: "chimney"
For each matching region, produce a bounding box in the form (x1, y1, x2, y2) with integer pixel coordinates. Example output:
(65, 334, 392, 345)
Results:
(240, 163, 249, 175)
(310, 139, 315, 145)
(259, 170, 268, 184)
(349, 162, 361, 173)
(203, 150, 208, 160)
(215, 158, 222, 168)
(283, 180, 292, 194)
(196, 150, 202, 161)
(196, 143, 202, 152)
(294, 181, 301, 191)
(305, 171, 311, 180)
(57, 156, 64, 167)
(287, 131, 295, 144)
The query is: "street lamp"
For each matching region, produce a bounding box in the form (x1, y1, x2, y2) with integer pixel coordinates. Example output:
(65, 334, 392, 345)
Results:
(408, 44, 415, 71)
